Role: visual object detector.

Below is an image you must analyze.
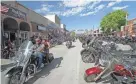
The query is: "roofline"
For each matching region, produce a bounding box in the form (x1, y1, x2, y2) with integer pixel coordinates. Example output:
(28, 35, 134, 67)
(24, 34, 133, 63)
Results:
(128, 18, 136, 21)
(16, 1, 61, 28)
(16, 1, 49, 21)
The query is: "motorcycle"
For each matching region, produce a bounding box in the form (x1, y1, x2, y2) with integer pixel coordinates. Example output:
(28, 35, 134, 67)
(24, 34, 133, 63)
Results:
(66, 41, 72, 49)
(84, 54, 136, 84)
(72, 38, 75, 42)
(2, 45, 15, 59)
(80, 37, 100, 63)
(82, 42, 87, 48)
(5, 40, 54, 84)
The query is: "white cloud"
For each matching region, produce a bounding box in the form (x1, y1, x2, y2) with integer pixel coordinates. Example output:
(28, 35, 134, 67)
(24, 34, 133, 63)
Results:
(62, 0, 102, 16)
(80, 4, 105, 16)
(80, 11, 96, 16)
(88, 1, 101, 9)
(42, 4, 54, 8)
(62, 7, 85, 16)
(63, 0, 93, 7)
(107, 0, 122, 8)
(35, 7, 49, 13)
(35, 3, 53, 13)
(34, 1, 110, 17)
(112, 5, 128, 10)
(95, 4, 105, 10)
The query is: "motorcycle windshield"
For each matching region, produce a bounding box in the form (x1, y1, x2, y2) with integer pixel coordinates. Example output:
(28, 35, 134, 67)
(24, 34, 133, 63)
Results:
(14, 40, 33, 65)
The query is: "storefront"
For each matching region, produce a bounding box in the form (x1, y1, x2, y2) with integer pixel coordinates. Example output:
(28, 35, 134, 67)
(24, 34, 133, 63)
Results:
(31, 22, 48, 38)
(1, 2, 30, 48)
(19, 22, 30, 43)
(132, 20, 136, 36)
(3, 17, 18, 44)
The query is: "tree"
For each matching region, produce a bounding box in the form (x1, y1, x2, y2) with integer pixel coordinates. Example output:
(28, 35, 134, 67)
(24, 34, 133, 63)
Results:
(70, 31, 76, 38)
(100, 10, 128, 34)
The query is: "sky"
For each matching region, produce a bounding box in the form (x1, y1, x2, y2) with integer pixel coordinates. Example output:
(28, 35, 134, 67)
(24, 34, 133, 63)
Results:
(18, 0, 136, 30)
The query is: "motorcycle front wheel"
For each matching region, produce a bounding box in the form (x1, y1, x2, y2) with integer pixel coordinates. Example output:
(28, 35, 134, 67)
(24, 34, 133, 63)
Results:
(8, 71, 26, 84)
(82, 53, 95, 63)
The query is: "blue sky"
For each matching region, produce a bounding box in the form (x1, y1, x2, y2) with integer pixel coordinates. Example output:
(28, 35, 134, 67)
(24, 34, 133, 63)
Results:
(18, 0, 136, 30)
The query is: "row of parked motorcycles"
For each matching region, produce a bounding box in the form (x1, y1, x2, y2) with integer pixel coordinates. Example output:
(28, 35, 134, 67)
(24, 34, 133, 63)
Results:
(80, 36, 136, 84)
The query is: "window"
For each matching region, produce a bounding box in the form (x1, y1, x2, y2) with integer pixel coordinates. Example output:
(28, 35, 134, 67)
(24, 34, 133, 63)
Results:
(4, 32, 9, 39)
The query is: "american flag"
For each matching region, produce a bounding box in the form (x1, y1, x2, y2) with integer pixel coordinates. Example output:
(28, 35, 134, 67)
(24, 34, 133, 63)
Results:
(0, 5, 9, 13)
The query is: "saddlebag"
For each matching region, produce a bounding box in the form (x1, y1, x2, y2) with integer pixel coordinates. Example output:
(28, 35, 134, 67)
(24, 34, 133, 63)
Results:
(49, 53, 54, 62)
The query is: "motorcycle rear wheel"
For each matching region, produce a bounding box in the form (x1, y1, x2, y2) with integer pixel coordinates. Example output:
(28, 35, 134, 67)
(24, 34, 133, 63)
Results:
(84, 73, 96, 82)
(80, 49, 89, 56)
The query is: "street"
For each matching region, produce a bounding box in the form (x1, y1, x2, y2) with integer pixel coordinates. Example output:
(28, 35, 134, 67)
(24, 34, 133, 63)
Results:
(1, 1, 136, 84)
(1, 40, 111, 84)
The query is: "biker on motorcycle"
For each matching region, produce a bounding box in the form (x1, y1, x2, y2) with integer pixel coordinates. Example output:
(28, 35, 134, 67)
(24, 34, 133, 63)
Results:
(32, 38, 43, 70)
(42, 38, 50, 63)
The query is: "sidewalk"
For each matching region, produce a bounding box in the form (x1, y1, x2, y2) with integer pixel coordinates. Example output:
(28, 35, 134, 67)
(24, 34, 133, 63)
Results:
(0, 44, 65, 71)
(1, 59, 15, 72)
(0, 59, 13, 66)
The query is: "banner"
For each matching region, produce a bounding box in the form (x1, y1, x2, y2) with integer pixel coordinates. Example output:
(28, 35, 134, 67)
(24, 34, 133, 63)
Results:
(1, 3, 27, 21)
(37, 25, 47, 31)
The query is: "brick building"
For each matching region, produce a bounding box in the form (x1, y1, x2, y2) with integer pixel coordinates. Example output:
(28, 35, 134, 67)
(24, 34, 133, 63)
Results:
(121, 18, 136, 37)
(1, 1, 65, 48)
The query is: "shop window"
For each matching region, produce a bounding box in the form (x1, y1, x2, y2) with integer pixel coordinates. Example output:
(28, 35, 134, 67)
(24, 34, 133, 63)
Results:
(4, 32, 9, 39)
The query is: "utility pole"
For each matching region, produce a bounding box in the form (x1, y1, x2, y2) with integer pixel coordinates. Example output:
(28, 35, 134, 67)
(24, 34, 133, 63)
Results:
(125, 13, 128, 36)
(93, 25, 94, 37)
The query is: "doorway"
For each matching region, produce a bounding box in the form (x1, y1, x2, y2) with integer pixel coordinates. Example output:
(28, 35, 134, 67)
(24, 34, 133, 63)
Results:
(4, 32, 17, 45)
(19, 22, 30, 43)
(10, 32, 16, 42)
(20, 32, 29, 43)
(3, 17, 18, 48)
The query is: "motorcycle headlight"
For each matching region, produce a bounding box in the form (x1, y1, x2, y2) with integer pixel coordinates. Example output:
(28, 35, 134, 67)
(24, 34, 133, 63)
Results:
(5, 74, 10, 78)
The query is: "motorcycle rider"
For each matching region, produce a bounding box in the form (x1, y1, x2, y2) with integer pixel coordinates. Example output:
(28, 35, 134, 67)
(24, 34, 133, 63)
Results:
(34, 37, 50, 69)
(42, 38, 50, 63)
(33, 38, 44, 70)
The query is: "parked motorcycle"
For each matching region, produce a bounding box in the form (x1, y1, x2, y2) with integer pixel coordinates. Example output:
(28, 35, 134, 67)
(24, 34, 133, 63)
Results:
(66, 41, 72, 49)
(5, 40, 54, 84)
(2, 45, 15, 59)
(84, 54, 136, 84)
(80, 37, 100, 63)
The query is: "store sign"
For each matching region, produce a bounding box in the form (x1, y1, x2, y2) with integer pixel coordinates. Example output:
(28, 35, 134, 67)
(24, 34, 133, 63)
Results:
(37, 26, 46, 31)
(1, 3, 27, 21)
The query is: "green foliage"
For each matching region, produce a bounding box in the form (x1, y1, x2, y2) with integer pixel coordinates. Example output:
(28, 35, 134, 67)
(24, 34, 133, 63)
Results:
(70, 31, 76, 37)
(100, 10, 128, 34)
